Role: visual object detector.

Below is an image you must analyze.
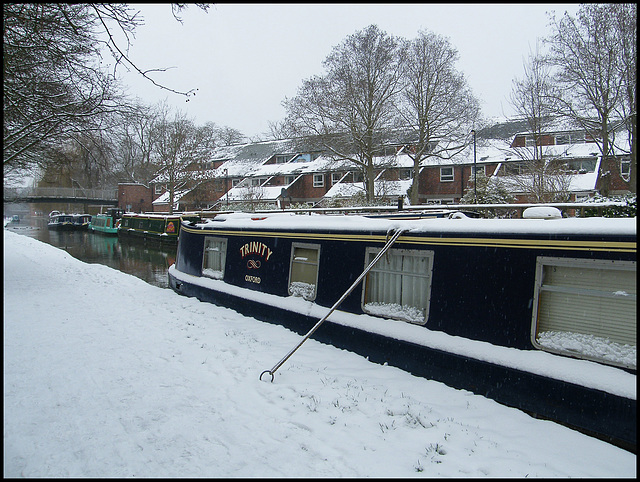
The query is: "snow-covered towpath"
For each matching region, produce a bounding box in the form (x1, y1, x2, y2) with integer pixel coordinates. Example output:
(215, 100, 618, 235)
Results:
(3, 230, 635, 477)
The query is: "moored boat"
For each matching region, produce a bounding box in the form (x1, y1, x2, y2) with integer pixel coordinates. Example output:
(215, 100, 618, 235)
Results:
(72, 213, 92, 230)
(47, 213, 75, 230)
(118, 212, 201, 244)
(48, 213, 92, 230)
(168, 209, 636, 450)
(89, 208, 124, 235)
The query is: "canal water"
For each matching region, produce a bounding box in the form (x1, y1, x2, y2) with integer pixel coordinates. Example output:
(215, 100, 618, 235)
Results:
(5, 215, 176, 289)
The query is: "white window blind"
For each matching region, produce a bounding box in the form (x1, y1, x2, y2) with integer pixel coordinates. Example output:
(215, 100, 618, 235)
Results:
(532, 257, 636, 369)
(362, 248, 434, 324)
(202, 236, 228, 279)
(288, 243, 320, 301)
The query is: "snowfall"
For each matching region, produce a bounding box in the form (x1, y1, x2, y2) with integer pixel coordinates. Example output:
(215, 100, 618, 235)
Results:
(3, 228, 636, 478)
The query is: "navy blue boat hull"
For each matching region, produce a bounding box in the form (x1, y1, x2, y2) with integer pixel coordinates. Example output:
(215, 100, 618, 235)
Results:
(169, 269, 636, 451)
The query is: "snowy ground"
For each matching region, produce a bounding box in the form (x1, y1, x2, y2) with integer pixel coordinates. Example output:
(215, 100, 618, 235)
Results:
(3, 229, 636, 477)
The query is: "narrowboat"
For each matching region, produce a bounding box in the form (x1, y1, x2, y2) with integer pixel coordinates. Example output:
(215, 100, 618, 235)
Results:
(118, 212, 201, 244)
(89, 208, 124, 235)
(72, 213, 92, 230)
(48, 213, 92, 230)
(47, 213, 76, 230)
(168, 210, 636, 450)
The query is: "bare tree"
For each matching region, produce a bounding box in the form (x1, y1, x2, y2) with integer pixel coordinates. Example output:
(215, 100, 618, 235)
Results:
(265, 119, 298, 141)
(113, 103, 162, 184)
(398, 30, 481, 205)
(283, 25, 404, 202)
(4, 4, 122, 175)
(510, 44, 559, 159)
(238, 182, 267, 212)
(3, 3, 209, 180)
(500, 158, 574, 203)
(151, 107, 217, 213)
(214, 125, 247, 146)
(508, 45, 574, 202)
(611, 3, 636, 192)
(37, 129, 118, 191)
(545, 4, 633, 191)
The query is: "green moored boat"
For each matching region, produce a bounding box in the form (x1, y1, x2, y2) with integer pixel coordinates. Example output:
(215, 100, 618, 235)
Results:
(89, 208, 124, 236)
(118, 212, 201, 244)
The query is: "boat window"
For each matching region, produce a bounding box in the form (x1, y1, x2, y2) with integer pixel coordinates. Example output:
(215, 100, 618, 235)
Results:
(202, 236, 228, 279)
(531, 256, 636, 369)
(362, 248, 433, 325)
(149, 219, 164, 233)
(288, 243, 320, 301)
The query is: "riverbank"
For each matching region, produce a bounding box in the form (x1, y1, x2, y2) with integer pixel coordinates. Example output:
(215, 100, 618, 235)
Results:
(3, 229, 635, 477)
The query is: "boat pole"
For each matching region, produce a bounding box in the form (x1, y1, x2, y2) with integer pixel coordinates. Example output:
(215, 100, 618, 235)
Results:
(260, 228, 405, 382)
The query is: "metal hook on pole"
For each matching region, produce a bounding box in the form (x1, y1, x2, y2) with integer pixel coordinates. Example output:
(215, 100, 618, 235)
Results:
(259, 228, 405, 382)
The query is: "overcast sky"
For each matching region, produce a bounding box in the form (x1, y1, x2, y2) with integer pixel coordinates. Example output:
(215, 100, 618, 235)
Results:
(117, 3, 582, 139)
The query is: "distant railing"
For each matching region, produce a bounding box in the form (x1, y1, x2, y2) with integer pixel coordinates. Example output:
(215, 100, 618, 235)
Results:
(3, 186, 118, 202)
(253, 201, 632, 218)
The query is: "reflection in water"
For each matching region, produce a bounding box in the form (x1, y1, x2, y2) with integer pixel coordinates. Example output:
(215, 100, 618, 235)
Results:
(5, 215, 176, 288)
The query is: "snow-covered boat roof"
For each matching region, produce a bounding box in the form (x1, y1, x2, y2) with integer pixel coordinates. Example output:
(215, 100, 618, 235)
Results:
(197, 211, 636, 237)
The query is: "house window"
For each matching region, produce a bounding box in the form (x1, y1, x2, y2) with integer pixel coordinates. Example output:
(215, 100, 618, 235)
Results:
(470, 165, 485, 177)
(564, 158, 597, 173)
(232, 179, 240, 187)
(202, 236, 228, 279)
(531, 256, 636, 369)
(331, 172, 343, 185)
(293, 154, 311, 163)
(313, 174, 324, 188)
(376, 146, 397, 157)
(154, 184, 164, 195)
(572, 132, 585, 143)
(285, 175, 296, 185)
(503, 162, 526, 176)
(621, 158, 631, 181)
(362, 247, 434, 325)
(440, 167, 454, 182)
(288, 243, 320, 301)
(400, 169, 413, 180)
(276, 155, 289, 164)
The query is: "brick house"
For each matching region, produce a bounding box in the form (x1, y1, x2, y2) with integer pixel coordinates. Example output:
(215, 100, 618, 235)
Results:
(118, 182, 153, 213)
(142, 120, 632, 212)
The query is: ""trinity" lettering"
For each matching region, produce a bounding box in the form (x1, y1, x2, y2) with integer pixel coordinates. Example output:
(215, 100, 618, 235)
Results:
(239, 241, 273, 261)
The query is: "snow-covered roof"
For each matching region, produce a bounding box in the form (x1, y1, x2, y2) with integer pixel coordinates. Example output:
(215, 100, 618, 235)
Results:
(324, 179, 412, 199)
(214, 152, 409, 181)
(224, 185, 285, 202)
(490, 172, 599, 195)
(148, 122, 631, 188)
(209, 138, 296, 163)
(152, 189, 191, 205)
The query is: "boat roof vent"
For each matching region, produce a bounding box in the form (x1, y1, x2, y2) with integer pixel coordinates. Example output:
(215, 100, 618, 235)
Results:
(522, 206, 563, 219)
